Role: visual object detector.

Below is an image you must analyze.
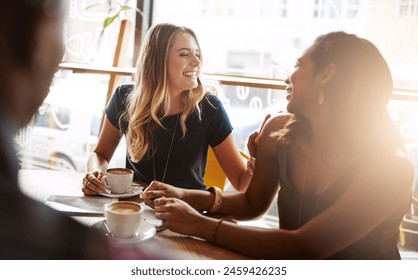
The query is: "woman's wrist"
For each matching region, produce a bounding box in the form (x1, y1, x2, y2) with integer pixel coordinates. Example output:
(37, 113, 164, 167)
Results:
(195, 216, 218, 241)
(247, 157, 256, 175)
(183, 188, 214, 211)
(210, 219, 224, 243)
(207, 186, 223, 213)
(176, 188, 186, 201)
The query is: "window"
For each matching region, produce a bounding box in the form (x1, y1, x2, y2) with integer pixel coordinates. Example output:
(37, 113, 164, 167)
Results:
(313, 0, 360, 19)
(153, 0, 418, 90)
(33, 104, 70, 131)
(260, 0, 288, 18)
(399, 0, 418, 17)
(346, 0, 360, 18)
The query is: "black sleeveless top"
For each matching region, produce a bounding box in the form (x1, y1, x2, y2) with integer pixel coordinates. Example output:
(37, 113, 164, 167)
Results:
(277, 143, 404, 259)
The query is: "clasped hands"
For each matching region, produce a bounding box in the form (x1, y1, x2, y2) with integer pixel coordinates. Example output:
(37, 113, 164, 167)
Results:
(141, 181, 204, 236)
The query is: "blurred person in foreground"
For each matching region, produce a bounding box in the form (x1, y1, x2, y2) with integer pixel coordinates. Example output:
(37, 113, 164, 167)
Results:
(0, 0, 111, 259)
(142, 31, 414, 259)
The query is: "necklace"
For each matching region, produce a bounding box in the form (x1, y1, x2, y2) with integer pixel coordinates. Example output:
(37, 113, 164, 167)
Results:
(152, 114, 180, 183)
(298, 146, 346, 227)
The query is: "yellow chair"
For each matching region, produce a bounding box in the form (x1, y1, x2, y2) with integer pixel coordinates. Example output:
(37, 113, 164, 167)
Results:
(203, 147, 250, 190)
(412, 196, 418, 207)
(399, 195, 418, 247)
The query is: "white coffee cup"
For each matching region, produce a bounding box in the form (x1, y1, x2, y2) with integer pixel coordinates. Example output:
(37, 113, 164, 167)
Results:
(102, 167, 134, 194)
(103, 201, 142, 238)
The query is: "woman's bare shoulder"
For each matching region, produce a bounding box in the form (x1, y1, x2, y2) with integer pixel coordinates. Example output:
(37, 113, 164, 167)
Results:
(354, 150, 414, 200)
(369, 150, 413, 175)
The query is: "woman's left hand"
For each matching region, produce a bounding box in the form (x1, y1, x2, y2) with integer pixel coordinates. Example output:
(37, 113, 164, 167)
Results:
(247, 114, 271, 157)
(154, 197, 204, 236)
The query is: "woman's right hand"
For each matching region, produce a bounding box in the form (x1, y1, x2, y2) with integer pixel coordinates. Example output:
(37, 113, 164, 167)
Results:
(82, 170, 106, 196)
(154, 197, 207, 237)
(140, 181, 185, 208)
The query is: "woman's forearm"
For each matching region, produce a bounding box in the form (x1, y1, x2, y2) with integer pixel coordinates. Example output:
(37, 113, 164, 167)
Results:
(87, 152, 109, 172)
(235, 157, 255, 192)
(181, 189, 215, 212)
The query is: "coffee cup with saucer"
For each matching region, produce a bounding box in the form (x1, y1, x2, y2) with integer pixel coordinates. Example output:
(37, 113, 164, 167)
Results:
(103, 201, 142, 238)
(101, 167, 134, 194)
(98, 201, 156, 243)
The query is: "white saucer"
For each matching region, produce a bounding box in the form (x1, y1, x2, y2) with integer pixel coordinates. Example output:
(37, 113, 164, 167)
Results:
(143, 207, 164, 231)
(92, 220, 156, 244)
(99, 185, 144, 198)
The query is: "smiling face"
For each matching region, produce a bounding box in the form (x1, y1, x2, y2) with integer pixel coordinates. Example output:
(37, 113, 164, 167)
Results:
(166, 32, 201, 96)
(285, 49, 320, 116)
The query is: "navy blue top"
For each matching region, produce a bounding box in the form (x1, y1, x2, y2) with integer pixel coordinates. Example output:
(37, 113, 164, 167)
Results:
(105, 84, 233, 190)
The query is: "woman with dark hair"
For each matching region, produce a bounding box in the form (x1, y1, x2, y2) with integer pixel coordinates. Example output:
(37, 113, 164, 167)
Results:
(142, 31, 414, 259)
(82, 23, 254, 195)
(0, 0, 110, 259)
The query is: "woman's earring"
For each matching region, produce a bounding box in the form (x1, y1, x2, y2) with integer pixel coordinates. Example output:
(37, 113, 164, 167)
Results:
(317, 90, 325, 105)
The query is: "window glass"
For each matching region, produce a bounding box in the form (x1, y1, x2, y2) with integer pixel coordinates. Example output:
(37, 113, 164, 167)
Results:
(153, 0, 418, 91)
(399, 0, 418, 17)
(16, 0, 136, 172)
(63, 0, 136, 65)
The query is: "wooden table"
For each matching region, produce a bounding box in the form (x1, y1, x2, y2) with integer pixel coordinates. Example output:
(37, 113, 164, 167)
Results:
(18, 169, 251, 260)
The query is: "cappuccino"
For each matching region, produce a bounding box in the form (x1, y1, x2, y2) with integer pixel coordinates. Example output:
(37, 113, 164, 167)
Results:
(104, 201, 143, 238)
(108, 202, 141, 214)
(106, 168, 133, 175)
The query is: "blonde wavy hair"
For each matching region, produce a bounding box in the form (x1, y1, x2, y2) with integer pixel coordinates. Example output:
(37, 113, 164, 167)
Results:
(123, 23, 205, 162)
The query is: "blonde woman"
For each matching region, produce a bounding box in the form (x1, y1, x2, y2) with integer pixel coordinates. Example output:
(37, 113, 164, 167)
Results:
(82, 23, 253, 195)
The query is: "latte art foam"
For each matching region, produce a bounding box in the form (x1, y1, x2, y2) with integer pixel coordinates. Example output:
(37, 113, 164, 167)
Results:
(109, 202, 141, 213)
(107, 168, 133, 175)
